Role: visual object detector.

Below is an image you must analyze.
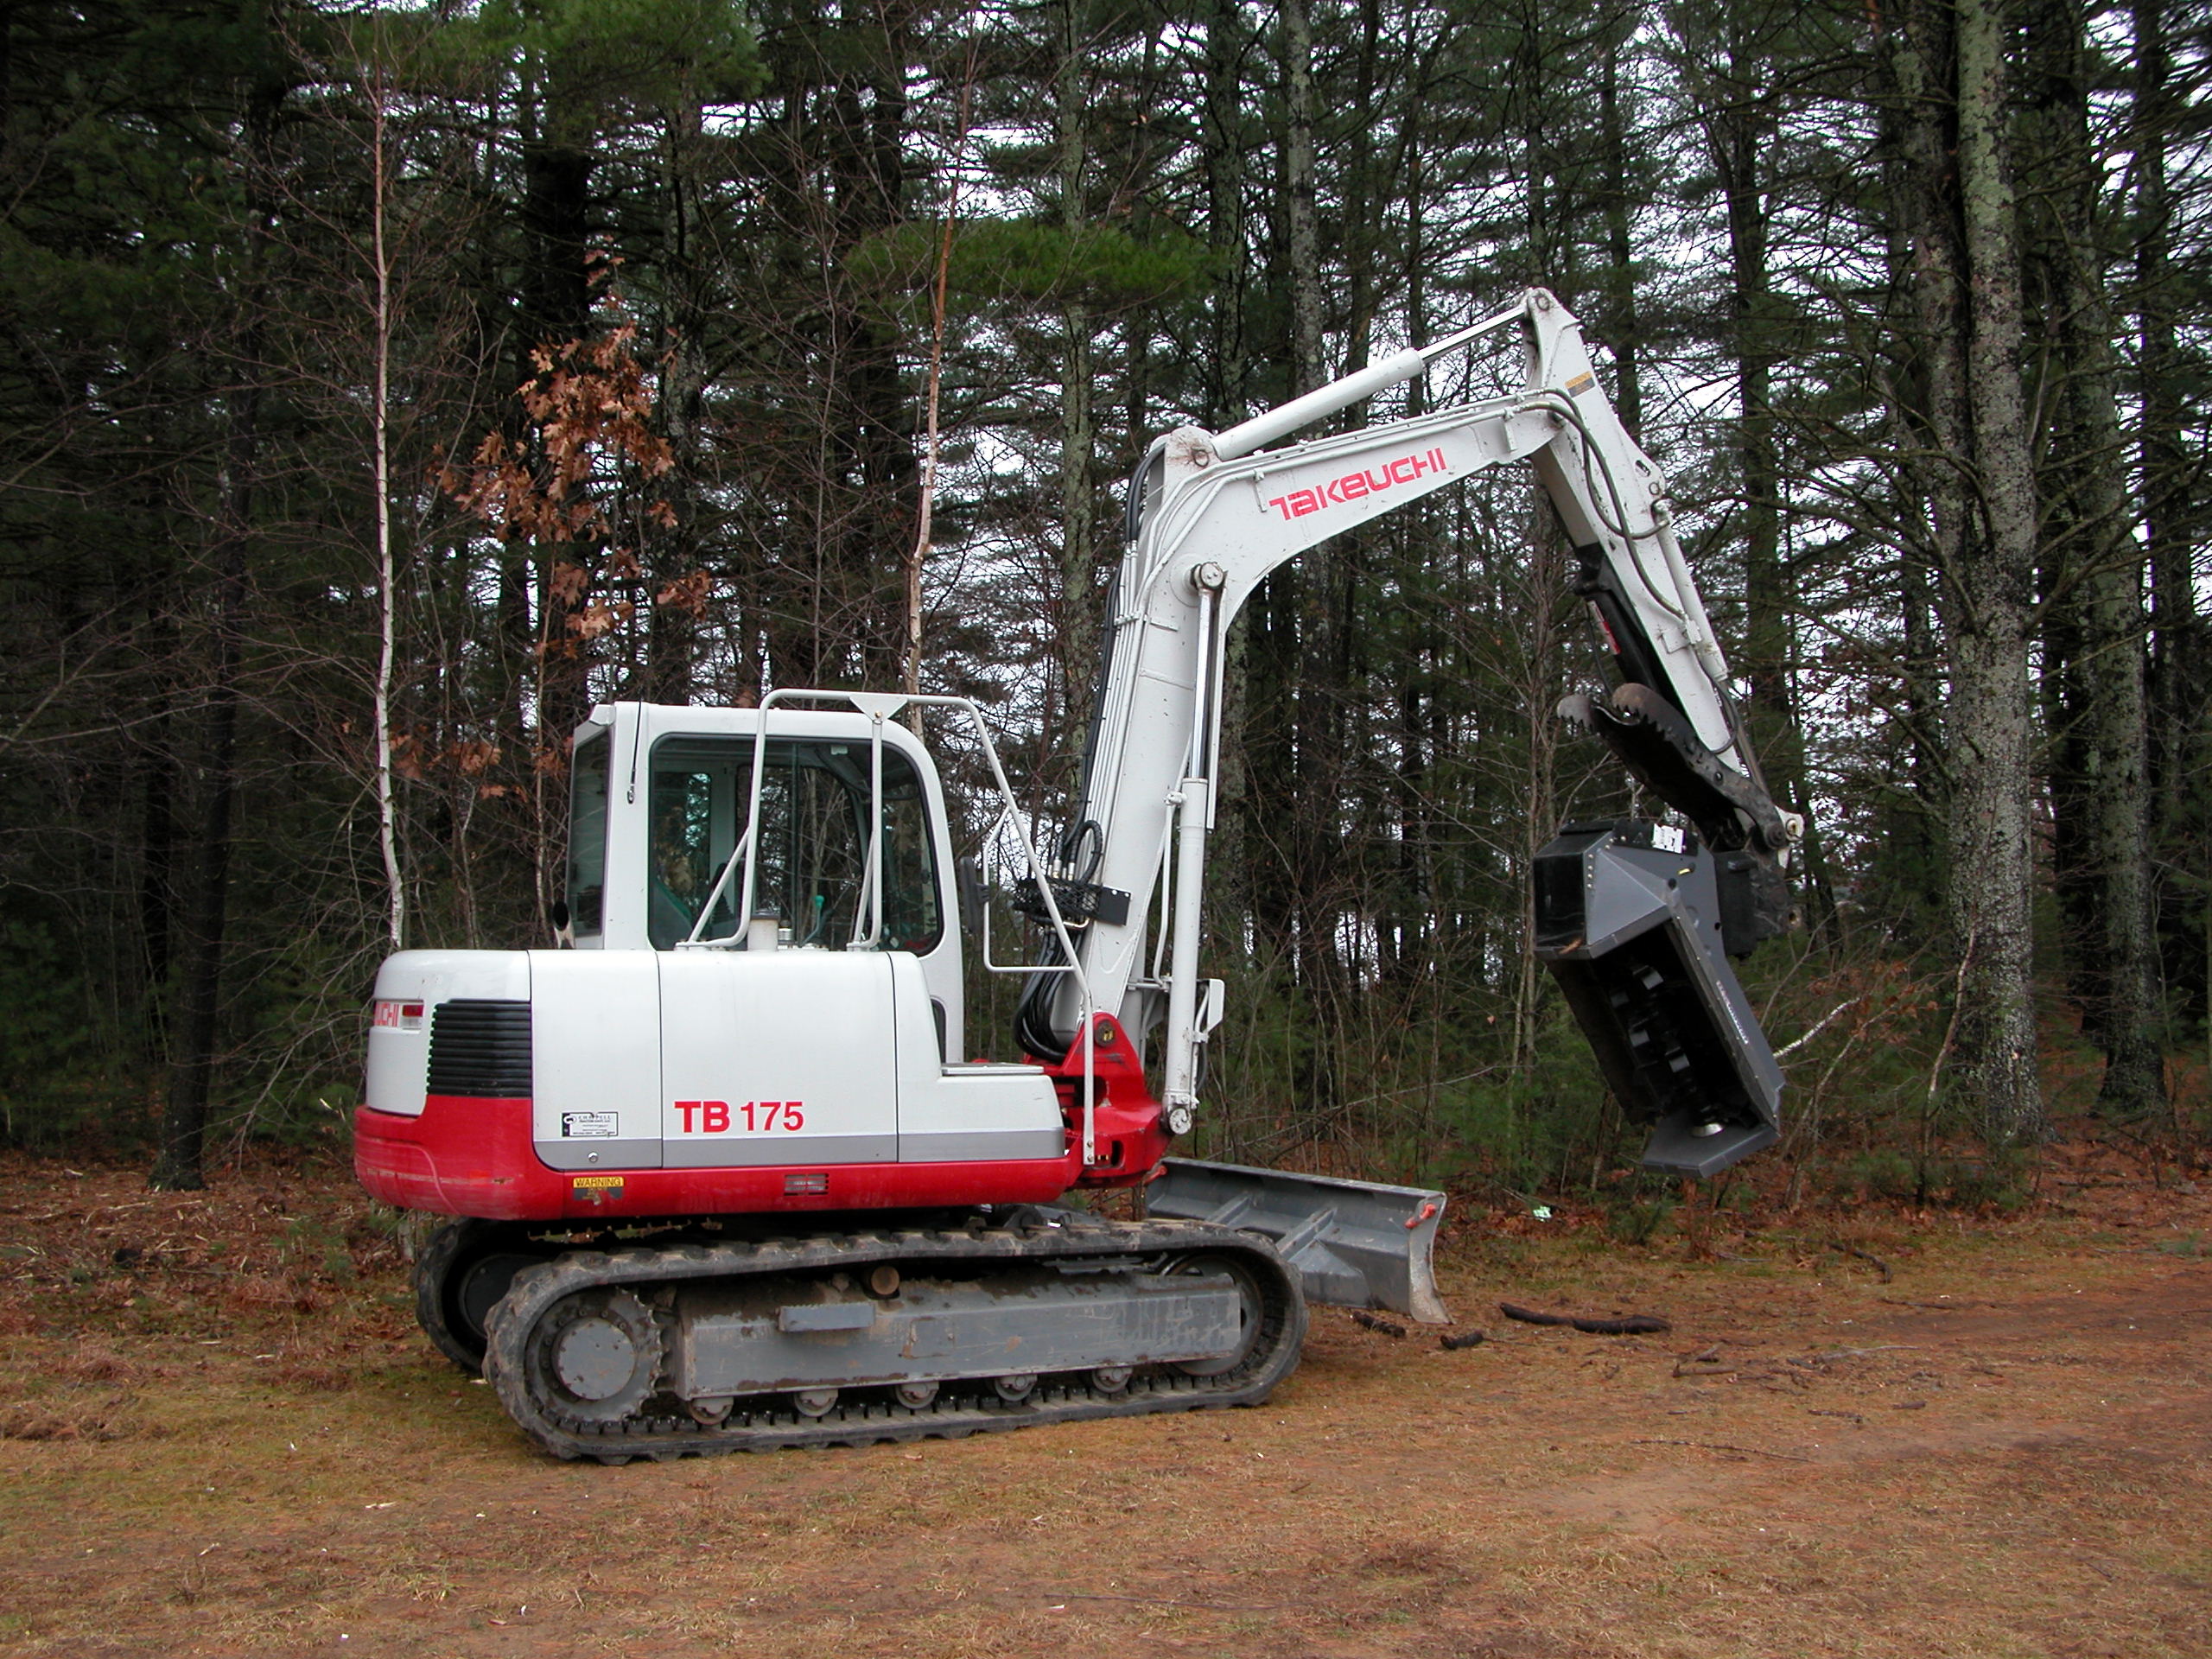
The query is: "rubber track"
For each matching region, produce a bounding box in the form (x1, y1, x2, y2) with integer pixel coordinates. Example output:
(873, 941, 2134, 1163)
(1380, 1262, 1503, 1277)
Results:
(481, 1213, 1306, 1464)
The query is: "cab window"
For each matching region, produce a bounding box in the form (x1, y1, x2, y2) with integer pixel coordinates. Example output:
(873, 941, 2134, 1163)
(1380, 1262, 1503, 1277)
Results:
(566, 728, 610, 937)
(646, 736, 942, 955)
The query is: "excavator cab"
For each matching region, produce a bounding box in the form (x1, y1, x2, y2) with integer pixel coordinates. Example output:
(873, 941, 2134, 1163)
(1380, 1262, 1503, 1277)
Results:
(558, 702, 967, 1043)
(359, 696, 1094, 1220)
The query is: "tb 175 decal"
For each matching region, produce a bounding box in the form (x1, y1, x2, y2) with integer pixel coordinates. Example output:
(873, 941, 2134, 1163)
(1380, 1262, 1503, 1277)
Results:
(673, 1100, 806, 1134)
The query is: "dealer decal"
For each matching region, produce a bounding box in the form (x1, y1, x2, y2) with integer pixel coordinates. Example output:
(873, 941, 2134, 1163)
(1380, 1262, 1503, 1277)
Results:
(1263, 448, 1450, 521)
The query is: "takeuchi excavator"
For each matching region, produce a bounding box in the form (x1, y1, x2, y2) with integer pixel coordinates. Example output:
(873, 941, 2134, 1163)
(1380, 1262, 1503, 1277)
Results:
(356, 289, 1796, 1462)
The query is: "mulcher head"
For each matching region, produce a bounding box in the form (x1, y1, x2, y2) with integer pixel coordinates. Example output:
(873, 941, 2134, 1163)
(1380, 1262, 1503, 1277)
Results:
(1533, 821, 1783, 1179)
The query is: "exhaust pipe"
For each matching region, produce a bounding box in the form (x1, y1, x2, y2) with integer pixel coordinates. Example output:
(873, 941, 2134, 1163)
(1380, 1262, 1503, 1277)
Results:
(1149, 1158, 1449, 1324)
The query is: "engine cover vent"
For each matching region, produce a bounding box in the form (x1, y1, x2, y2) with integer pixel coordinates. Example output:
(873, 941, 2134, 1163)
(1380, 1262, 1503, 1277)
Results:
(426, 999, 533, 1097)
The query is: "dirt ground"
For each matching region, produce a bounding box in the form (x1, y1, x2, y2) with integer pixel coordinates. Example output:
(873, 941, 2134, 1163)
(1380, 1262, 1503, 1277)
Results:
(0, 1146, 2206, 1658)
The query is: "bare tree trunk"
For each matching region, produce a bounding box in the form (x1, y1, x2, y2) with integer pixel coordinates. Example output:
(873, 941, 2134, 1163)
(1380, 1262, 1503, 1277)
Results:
(647, 99, 709, 708)
(1715, 58, 1804, 830)
(1278, 0, 1347, 1107)
(1885, 0, 2044, 1143)
(1280, 0, 1325, 400)
(1951, 0, 2045, 1141)
(1199, 0, 1250, 429)
(1512, 503, 1568, 1071)
(1199, 0, 1253, 931)
(369, 71, 404, 950)
(1597, 4, 1643, 437)
(152, 78, 279, 1189)
(1054, 1, 1098, 766)
(2132, 0, 2201, 1034)
(150, 515, 251, 1192)
(2029, 0, 2164, 1114)
(906, 66, 969, 710)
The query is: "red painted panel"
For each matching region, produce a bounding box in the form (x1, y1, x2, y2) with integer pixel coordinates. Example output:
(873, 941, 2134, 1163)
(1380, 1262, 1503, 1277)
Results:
(353, 1096, 1083, 1223)
(1043, 1012, 1174, 1189)
(354, 1008, 1179, 1221)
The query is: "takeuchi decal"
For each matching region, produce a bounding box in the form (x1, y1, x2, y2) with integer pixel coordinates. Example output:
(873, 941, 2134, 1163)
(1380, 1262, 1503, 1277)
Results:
(1263, 448, 1451, 520)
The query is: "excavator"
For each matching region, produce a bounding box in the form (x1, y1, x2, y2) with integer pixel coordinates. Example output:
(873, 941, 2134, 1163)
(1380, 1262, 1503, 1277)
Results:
(356, 289, 1796, 1462)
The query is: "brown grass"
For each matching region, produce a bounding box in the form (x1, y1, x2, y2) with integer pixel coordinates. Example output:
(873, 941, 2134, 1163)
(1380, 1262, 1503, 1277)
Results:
(0, 1141, 2206, 1656)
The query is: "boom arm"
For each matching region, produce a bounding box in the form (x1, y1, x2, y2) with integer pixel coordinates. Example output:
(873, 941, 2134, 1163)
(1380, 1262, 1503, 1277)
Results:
(1026, 289, 1795, 1169)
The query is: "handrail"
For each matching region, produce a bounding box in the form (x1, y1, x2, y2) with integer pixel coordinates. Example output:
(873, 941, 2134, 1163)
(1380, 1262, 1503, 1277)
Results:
(719, 690, 1107, 1166)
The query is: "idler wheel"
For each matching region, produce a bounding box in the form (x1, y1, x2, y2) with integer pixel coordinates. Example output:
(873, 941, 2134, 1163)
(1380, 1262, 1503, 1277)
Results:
(527, 1289, 661, 1426)
(894, 1381, 938, 1409)
(1090, 1365, 1133, 1394)
(993, 1373, 1038, 1403)
(1169, 1254, 1263, 1378)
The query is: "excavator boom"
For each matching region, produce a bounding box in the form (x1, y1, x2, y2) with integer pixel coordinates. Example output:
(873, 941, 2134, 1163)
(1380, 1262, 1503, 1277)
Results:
(1030, 287, 1789, 1174)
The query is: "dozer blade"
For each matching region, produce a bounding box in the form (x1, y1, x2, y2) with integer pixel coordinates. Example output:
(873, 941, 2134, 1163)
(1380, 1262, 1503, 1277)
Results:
(1533, 821, 1783, 1178)
(1148, 1158, 1449, 1324)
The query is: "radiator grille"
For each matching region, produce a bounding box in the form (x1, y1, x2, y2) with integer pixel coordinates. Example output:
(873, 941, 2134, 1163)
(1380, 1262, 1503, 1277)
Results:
(425, 999, 533, 1097)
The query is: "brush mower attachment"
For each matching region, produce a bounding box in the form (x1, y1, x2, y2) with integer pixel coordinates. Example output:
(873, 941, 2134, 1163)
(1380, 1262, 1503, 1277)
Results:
(1148, 1158, 1449, 1324)
(1533, 821, 1783, 1179)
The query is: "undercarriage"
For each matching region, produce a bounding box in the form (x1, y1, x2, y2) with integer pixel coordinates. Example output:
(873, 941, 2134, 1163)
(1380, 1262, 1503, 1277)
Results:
(418, 1209, 1306, 1463)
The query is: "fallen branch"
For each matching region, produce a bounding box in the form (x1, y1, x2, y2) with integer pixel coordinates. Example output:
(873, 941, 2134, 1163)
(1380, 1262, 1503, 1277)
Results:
(1500, 1301, 1670, 1335)
(1629, 1437, 1813, 1463)
(1350, 1311, 1406, 1338)
(17, 1197, 205, 1227)
(1827, 1242, 1894, 1283)
(1439, 1330, 1485, 1351)
(1042, 1591, 1294, 1613)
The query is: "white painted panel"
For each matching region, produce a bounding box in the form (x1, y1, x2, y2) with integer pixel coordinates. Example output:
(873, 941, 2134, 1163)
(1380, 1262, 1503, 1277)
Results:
(365, 950, 530, 1118)
(530, 950, 663, 1166)
(658, 950, 899, 1167)
(890, 955, 1064, 1162)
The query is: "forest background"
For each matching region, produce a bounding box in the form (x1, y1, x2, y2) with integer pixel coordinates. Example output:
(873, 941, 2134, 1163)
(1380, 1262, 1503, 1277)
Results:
(0, 0, 2206, 1205)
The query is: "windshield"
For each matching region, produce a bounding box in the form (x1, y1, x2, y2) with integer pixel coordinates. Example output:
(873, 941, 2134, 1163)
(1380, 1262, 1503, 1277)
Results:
(646, 735, 942, 954)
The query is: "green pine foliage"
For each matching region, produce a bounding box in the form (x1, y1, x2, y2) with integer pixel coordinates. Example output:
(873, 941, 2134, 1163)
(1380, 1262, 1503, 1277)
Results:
(0, 0, 2205, 1186)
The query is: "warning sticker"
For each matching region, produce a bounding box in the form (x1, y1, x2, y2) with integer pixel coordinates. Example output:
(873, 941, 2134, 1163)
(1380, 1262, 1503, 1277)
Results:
(571, 1174, 625, 1192)
(562, 1111, 618, 1139)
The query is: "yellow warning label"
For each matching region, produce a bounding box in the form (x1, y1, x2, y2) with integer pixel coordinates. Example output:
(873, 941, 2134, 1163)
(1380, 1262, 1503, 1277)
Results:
(571, 1174, 625, 1191)
(1565, 371, 1596, 396)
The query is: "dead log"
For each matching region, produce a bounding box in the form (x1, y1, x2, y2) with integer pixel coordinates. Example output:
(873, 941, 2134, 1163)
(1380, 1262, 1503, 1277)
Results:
(1499, 1301, 1670, 1335)
(1827, 1243, 1894, 1284)
(1350, 1311, 1406, 1338)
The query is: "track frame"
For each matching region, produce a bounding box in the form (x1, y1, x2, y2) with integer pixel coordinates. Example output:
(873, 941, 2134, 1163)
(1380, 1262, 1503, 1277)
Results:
(481, 1210, 1306, 1463)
